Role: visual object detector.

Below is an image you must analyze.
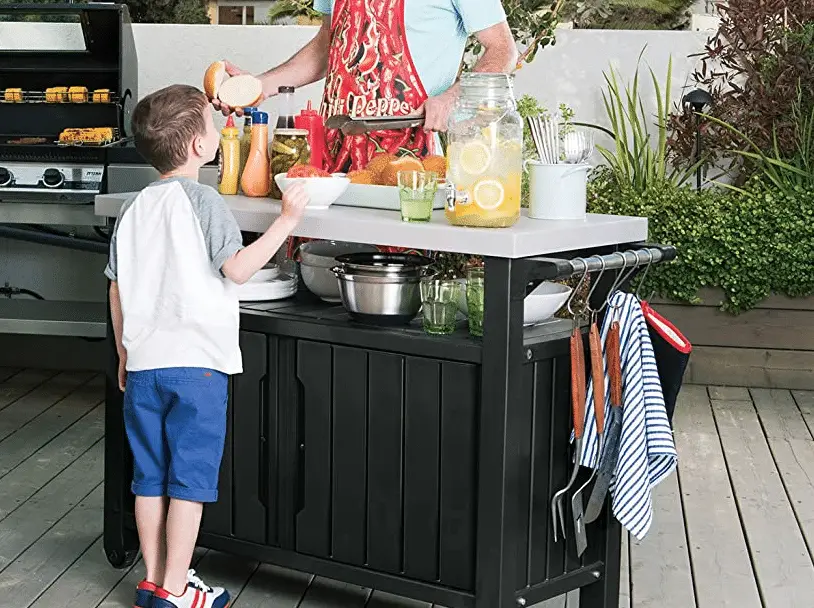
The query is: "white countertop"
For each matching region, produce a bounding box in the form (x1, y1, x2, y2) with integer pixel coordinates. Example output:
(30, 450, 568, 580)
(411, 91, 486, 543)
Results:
(96, 193, 648, 259)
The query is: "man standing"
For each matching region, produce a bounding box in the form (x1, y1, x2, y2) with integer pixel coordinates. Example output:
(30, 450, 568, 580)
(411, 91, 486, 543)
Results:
(214, 0, 517, 173)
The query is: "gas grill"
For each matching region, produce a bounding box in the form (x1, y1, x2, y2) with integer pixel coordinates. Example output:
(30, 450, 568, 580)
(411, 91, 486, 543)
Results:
(0, 2, 138, 209)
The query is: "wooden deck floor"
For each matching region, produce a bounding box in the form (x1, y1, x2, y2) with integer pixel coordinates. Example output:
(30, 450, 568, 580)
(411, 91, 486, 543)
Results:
(2, 367, 814, 608)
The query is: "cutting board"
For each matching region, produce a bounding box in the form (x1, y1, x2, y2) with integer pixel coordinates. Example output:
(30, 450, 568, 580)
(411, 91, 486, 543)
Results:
(333, 184, 446, 211)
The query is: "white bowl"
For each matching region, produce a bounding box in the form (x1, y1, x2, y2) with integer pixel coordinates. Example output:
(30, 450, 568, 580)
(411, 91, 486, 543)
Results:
(524, 282, 572, 326)
(300, 261, 342, 302)
(247, 265, 280, 283)
(274, 174, 350, 209)
(299, 240, 378, 268)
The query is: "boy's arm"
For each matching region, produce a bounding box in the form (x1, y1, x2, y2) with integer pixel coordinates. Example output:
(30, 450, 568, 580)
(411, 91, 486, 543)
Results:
(109, 281, 125, 359)
(221, 183, 309, 284)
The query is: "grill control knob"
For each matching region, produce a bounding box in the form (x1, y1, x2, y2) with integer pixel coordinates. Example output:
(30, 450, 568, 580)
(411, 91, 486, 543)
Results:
(42, 168, 65, 188)
(0, 168, 11, 187)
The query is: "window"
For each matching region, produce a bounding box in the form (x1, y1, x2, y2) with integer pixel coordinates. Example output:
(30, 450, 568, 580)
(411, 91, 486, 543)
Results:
(217, 5, 255, 25)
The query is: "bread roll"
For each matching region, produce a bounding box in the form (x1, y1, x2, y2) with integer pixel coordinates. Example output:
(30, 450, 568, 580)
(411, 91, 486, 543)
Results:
(203, 60, 263, 109)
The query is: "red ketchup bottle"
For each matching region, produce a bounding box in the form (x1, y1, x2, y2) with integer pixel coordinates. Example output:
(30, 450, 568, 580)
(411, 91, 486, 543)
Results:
(294, 101, 327, 172)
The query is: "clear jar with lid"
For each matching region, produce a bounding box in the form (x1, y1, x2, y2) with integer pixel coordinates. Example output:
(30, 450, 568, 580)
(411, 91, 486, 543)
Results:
(444, 73, 523, 228)
(269, 128, 311, 199)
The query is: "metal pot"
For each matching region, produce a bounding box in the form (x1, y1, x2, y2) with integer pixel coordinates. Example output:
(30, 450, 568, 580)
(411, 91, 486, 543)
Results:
(332, 253, 434, 325)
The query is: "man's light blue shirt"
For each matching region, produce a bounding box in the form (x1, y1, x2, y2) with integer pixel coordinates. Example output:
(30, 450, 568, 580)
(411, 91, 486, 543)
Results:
(313, 0, 507, 98)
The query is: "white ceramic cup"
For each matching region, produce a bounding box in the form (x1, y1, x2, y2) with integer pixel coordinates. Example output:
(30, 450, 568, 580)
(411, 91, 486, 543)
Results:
(526, 161, 590, 220)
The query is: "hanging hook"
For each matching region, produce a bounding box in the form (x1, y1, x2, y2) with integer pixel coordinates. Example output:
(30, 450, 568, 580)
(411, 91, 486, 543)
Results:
(566, 258, 592, 318)
(584, 255, 608, 316)
(634, 249, 655, 301)
(604, 251, 631, 314)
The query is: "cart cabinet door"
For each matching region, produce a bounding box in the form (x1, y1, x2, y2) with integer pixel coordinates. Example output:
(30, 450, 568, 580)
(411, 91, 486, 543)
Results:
(202, 330, 283, 546)
(294, 340, 479, 592)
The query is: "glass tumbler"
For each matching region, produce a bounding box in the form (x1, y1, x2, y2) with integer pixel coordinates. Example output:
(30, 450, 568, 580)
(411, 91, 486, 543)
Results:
(398, 170, 438, 222)
(420, 278, 460, 335)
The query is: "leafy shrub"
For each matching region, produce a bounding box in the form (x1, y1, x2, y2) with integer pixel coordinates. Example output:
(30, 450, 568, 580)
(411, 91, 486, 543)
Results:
(588, 171, 814, 313)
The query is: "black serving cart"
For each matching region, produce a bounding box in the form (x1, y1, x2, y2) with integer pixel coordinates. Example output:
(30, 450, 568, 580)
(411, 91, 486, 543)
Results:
(104, 243, 676, 608)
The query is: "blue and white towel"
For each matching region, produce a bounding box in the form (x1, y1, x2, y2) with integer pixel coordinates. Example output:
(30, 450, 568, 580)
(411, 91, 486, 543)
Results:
(578, 291, 678, 540)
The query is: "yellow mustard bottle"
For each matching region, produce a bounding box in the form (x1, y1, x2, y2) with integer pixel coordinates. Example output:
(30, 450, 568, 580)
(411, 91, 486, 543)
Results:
(218, 115, 240, 196)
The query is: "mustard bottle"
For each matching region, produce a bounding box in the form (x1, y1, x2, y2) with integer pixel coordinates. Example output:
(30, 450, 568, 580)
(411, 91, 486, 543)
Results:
(240, 110, 270, 197)
(218, 115, 240, 196)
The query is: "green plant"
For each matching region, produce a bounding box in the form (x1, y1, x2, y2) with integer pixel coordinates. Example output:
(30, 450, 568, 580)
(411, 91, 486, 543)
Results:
(592, 49, 701, 193)
(267, 0, 322, 23)
(588, 172, 814, 313)
(561, 0, 693, 30)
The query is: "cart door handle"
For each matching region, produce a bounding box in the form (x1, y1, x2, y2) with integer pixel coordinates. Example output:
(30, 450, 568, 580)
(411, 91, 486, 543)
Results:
(259, 374, 269, 509)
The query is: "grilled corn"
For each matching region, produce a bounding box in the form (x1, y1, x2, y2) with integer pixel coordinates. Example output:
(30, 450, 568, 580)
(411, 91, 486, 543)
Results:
(58, 127, 115, 144)
(3, 88, 22, 103)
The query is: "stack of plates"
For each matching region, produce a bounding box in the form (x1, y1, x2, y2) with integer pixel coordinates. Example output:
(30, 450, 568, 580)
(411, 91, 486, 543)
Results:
(237, 265, 298, 302)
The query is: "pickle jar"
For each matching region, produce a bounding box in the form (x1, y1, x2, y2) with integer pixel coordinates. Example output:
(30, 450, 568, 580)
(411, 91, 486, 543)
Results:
(269, 128, 311, 199)
(445, 73, 523, 228)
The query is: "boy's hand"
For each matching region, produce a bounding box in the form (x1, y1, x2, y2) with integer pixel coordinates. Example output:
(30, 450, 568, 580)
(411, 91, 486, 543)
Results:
(117, 352, 127, 392)
(280, 182, 309, 225)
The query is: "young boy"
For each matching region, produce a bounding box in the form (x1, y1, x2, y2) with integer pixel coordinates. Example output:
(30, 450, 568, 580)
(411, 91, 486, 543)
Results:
(104, 84, 309, 608)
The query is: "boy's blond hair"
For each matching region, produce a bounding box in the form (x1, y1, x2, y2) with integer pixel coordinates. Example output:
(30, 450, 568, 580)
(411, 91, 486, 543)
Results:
(131, 84, 209, 174)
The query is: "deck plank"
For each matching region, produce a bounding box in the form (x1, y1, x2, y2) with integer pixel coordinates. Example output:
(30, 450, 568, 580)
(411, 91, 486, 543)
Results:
(674, 386, 760, 608)
(712, 395, 814, 606)
(629, 471, 694, 608)
(0, 369, 55, 412)
(299, 577, 370, 608)
(367, 590, 430, 608)
(0, 371, 92, 441)
(28, 536, 132, 608)
(0, 407, 103, 520)
(95, 549, 208, 608)
(752, 389, 814, 561)
(191, 550, 259, 603)
(0, 440, 103, 570)
(232, 563, 312, 608)
(792, 391, 814, 437)
(0, 368, 19, 384)
(0, 376, 103, 479)
(0, 484, 102, 608)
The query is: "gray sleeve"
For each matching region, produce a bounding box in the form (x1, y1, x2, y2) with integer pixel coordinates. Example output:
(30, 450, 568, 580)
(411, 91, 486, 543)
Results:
(103, 193, 137, 281)
(184, 182, 244, 276)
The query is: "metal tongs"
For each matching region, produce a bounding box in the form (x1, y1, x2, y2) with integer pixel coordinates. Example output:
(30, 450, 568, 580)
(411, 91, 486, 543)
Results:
(325, 114, 425, 135)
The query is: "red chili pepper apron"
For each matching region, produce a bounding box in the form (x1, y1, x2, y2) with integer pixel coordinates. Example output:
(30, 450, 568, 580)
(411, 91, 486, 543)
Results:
(288, 0, 433, 258)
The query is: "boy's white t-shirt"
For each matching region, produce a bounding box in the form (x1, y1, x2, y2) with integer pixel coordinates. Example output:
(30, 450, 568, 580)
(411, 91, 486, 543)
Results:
(105, 177, 244, 375)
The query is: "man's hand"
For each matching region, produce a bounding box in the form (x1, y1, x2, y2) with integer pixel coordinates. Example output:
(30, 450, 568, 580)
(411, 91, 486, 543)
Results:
(117, 352, 127, 392)
(420, 88, 458, 133)
(280, 182, 309, 225)
(211, 61, 268, 117)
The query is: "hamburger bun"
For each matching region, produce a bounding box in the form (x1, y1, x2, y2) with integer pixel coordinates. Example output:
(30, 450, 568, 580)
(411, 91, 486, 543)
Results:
(203, 61, 264, 109)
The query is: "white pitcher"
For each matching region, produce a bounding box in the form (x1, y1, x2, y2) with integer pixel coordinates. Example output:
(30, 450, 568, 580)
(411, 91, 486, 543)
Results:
(526, 161, 591, 220)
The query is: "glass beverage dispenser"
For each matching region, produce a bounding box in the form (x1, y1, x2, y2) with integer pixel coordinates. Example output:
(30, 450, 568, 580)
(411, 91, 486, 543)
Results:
(444, 73, 523, 228)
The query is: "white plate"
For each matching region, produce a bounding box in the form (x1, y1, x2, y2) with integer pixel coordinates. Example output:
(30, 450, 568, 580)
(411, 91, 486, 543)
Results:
(333, 183, 446, 211)
(236, 274, 297, 301)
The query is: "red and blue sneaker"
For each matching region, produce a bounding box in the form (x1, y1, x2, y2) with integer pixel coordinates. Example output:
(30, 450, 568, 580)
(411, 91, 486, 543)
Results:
(135, 580, 157, 608)
(152, 570, 230, 608)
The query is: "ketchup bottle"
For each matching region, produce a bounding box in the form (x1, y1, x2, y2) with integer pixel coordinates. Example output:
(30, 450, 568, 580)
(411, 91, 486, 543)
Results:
(295, 101, 327, 171)
(240, 110, 270, 197)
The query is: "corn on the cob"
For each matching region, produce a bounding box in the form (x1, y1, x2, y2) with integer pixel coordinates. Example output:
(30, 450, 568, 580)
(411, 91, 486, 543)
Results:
(3, 88, 22, 103)
(68, 86, 88, 103)
(46, 87, 68, 103)
(92, 89, 111, 103)
(58, 127, 115, 144)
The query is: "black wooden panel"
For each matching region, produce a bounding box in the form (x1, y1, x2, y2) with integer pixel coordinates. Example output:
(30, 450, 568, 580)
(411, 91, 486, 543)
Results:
(296, 340, 333, 557)
(366, 352, 405, 574)
(402, 357, 441, 582)
(438, 361, 478, 591)
(515, 362, 536, 590)
(232, 331, 268, 544)
(331, 346, 369, 566)
(265, 336, 280, 547)
(201, 377, 233, 537)
(276, 338, 300, 550)
(546, 355, 571, 580)
(527, 358, 555, 585)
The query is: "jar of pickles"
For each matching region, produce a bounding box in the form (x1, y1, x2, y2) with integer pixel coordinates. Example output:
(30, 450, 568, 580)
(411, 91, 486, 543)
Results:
(269, 128, 311, 199)
(445, 73, 523, 228)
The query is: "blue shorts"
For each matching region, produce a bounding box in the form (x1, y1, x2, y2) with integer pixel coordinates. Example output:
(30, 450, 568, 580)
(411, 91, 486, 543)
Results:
(123, 367, 228, 503)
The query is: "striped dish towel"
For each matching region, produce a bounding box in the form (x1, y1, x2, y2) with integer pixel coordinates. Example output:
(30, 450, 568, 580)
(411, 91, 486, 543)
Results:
(578, 291, 678, 540)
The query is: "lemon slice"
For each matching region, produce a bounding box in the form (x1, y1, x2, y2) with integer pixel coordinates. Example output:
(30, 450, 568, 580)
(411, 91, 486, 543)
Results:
(459, 141, 491, 176)
(473, 179, 505, 210)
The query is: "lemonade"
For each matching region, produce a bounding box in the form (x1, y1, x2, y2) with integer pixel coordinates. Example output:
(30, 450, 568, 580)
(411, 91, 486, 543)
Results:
(444, 74, 523, 228)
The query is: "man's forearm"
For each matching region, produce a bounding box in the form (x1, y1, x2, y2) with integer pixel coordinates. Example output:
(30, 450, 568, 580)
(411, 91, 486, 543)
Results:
(109, 282, 125, 358)
(444, 35, 518, 99)
(259, 16, 332, 97)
